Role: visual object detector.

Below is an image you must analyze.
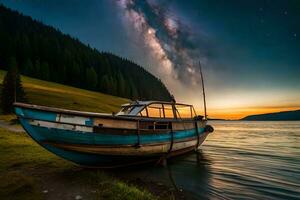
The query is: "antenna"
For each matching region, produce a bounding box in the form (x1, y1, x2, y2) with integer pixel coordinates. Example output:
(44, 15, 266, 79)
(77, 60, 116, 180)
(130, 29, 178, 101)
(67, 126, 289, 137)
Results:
(199, 61, 207, 120)
(14, 71, 17, 103)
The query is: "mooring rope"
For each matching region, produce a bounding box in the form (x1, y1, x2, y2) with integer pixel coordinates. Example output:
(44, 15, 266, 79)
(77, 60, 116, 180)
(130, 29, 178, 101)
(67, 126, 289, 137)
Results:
(195, 119, 200, 150)
(135, 119, 141, 148)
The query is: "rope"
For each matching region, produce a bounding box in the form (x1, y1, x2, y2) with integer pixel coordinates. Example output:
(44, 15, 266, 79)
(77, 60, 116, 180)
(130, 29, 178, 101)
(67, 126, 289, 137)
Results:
(135, 120, 141, 148)
(194, 120, 200, 150)
(157, 107, 188, 163)
(167, 122, 174, 155)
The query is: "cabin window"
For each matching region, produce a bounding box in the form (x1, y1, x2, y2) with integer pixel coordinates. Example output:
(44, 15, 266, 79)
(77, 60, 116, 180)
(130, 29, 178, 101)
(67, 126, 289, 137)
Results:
(155, 122, 170, 129)
(118, 105, 143, 116)
(191, 107, 197, 117)
(175, 105, 193, 119)
(139, 108, 148, 117)
(163, 104, 174, 118)
(147, 104, 163, 118)
(119, 106, 133, 115)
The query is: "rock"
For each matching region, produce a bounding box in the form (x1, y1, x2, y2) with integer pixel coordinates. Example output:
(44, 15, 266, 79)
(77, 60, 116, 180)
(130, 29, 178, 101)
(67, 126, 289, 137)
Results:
(75, 195, 82, 200)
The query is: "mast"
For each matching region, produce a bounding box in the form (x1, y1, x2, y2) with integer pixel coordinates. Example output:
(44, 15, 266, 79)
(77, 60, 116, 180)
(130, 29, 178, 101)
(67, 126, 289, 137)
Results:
(199, 61, 207, 120)
(14, 69, 17, 103)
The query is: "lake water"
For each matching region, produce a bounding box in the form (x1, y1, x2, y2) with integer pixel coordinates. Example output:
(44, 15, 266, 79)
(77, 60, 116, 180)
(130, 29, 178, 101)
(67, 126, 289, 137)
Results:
(121, 121, 300, 199)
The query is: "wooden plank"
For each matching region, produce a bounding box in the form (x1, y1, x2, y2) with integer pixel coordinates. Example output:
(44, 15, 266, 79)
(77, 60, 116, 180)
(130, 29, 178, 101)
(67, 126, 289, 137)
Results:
(173, 121, 195, 130)
(94, 118, 137, 129)
(43, 138, 200, 156)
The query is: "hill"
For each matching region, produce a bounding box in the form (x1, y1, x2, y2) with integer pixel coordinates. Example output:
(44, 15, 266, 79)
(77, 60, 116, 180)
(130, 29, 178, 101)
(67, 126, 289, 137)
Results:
(241, 110, 300, 121)
(0, 4, 172, 101)
(0, 70, 129, 114)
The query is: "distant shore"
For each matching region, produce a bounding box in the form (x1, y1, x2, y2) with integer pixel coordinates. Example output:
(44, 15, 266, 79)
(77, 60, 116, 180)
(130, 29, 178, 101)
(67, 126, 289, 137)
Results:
(240, 110, 300, 121)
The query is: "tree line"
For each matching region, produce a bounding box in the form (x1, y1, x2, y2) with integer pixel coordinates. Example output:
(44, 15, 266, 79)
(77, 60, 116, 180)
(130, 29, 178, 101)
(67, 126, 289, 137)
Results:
(0, 57, 26, 113)
(0, 4, 172, 101)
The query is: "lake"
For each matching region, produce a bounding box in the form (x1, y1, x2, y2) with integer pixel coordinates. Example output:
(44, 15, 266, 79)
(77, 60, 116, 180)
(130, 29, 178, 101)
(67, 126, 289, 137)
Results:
(120, 121, 300, 199)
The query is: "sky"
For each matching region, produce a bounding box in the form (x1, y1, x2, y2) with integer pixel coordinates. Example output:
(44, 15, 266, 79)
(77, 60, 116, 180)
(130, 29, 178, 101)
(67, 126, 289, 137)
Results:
(1, 0, 300, 119)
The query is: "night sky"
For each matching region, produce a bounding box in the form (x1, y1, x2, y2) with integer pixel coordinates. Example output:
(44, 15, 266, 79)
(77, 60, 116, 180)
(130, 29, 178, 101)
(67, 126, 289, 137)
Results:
(1, 0, 299, 118)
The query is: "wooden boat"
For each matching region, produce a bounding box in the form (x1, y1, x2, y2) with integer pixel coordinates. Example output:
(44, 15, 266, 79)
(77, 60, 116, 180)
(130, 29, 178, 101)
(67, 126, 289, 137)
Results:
(14, 101, 213, 167)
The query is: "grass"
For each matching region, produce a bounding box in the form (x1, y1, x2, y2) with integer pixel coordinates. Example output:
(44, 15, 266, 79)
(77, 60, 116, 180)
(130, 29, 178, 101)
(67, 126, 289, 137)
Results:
(0, 128, 157, 200)
(0, 70, 166, 199)
(0, 114, 16, 123)
(0, 70, 129, 114)
(0, 171, 41, 200)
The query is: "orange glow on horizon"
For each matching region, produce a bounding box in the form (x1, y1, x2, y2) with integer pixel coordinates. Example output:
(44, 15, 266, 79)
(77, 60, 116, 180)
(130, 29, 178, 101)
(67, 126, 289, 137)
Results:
(195, 106, 300, 120)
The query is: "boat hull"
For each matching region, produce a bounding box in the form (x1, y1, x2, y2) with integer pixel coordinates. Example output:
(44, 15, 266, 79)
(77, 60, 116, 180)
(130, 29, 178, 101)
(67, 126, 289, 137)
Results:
(15, 104, 210, 167)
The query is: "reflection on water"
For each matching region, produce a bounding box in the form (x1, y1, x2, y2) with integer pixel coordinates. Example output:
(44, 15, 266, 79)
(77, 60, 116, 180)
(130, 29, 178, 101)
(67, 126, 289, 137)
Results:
(117, 121, 300, 199)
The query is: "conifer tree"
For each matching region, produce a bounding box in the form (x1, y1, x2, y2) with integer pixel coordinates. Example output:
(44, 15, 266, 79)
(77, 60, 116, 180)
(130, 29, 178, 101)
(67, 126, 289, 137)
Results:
(23, 58, 34, 76)
(86, 67, 98, 90)
(34, 60, 41, 78)
(0, 5, 172, 101)
(41, 61, 50, 80)
(117, 71, 126, 97)
(1, 57, 26, 113)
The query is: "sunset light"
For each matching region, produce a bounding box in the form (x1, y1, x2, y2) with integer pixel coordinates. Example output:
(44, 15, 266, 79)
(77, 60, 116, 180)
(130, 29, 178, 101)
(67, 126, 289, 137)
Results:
(0, 1, 299, 199)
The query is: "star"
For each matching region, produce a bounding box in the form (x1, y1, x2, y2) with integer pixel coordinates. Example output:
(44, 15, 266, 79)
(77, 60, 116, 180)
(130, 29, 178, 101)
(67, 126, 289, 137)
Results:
(294, 33, 297, 37)
(284, 10, 288, 15)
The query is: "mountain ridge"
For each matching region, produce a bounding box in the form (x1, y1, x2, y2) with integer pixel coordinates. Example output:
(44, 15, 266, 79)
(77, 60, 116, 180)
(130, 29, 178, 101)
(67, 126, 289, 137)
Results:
(241, 110, 300, 121)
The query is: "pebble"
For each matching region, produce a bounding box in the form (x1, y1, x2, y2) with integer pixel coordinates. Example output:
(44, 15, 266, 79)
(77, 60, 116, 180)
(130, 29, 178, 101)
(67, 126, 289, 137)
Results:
(75, 195, 82, 200)
(42, 190, 48, 194)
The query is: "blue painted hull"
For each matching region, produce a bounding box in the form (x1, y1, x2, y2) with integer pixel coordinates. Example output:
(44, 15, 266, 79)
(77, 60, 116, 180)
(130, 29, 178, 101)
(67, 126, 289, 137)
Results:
(15, 104, 209, 167)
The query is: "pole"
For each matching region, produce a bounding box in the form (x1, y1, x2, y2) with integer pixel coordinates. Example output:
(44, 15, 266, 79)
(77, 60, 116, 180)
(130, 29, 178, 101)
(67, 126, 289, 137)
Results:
(14, 72, 17, 103)
(199, 61, 207, 120)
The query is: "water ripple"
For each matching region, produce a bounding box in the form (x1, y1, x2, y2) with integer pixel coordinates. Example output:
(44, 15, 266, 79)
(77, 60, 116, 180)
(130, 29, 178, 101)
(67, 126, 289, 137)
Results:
(116, 121, 300, 199)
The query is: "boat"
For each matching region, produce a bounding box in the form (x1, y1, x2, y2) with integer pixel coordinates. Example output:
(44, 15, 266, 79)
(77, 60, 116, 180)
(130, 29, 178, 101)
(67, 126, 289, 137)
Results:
(14, 100, 214, 167)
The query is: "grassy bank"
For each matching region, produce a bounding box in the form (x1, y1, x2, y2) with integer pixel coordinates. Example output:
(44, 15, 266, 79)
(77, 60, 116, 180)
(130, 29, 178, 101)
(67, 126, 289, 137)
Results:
(0, 128, 157, 200)
(0, 71, 175, 199)
(0, 70, 129, 114)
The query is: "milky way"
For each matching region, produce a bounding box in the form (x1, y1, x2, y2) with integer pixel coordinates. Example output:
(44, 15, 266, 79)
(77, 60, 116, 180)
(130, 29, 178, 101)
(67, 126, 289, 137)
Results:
(118, 0, 207, 86)
(2, 0, 299, 118)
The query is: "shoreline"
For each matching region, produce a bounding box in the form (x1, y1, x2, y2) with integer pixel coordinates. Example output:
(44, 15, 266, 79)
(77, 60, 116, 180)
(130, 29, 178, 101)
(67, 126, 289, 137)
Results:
(0, 123, 183, 200)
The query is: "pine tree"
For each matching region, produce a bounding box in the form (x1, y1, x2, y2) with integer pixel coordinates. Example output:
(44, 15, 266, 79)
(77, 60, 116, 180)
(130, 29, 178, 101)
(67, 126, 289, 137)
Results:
(34, 60, 41, 78)
(100, 75, 110, 93)
(128, 78, 138, 100)
(0, 57, 26, 114)
(68, 61, 80, 85)
(41, 61, 50, 80)
(23, 58, 34, 76)
(86, 67, 98, 90)
(117, 71, 125, 97)
(0, 5, 172, 101)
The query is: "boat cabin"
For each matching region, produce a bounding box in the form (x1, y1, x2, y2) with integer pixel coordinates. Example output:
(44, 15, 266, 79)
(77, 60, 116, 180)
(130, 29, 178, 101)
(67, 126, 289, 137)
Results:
(117, 101, 199, 120)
